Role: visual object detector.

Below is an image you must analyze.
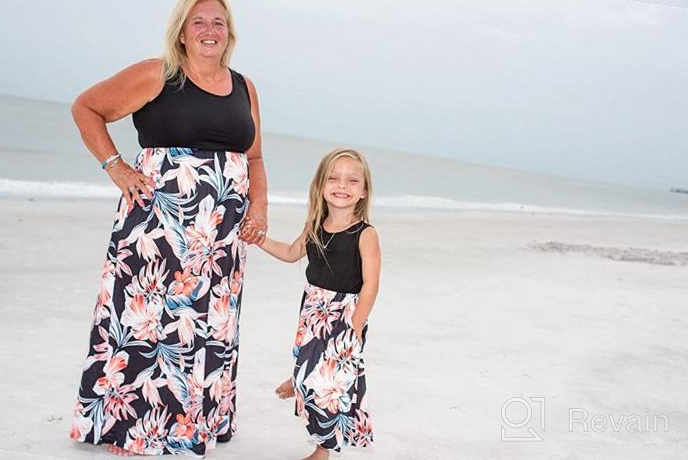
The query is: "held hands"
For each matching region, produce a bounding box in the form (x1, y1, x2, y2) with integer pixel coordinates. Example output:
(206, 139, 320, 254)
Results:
(107, 160, 155, 209)
(106, 157, 267, 242)
(239, 204, 268, 245)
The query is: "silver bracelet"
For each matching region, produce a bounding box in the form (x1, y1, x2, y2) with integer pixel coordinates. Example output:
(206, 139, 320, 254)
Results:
(103, 156, 122, 170)
(101, 153, 121, 169)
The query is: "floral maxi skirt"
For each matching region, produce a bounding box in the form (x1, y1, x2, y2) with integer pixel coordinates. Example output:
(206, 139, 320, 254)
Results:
(292, 283, 374, 451)
(70, 147, 250, 457)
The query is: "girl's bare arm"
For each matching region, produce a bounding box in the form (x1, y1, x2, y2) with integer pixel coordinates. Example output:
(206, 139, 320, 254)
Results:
(258, 227, 308, 263)
(352, 227, 381, 339)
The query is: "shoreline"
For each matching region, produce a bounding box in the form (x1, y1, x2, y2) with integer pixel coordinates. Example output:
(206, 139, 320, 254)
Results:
(2, 186, 687, 221)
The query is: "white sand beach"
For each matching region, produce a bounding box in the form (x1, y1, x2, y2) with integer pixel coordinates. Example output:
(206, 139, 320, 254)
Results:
(1, 197, 686, 460)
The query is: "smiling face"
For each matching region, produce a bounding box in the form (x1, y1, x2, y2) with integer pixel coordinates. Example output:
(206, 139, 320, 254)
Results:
(179, 0, 229, 62)
(323, 156, 367, 211)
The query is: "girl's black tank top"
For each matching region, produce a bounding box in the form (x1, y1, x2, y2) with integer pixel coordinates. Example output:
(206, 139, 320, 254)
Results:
(132, 68, 255, 152)
(305, 221, 372, 294)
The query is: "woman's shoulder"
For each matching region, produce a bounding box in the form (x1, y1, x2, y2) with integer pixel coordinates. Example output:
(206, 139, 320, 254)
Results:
(120, 58, 165, 104)
(116, 58, 165, 94)
(80, 58, 165, 115)
(128, 58, 165, 79)
(231, 68, 257, 93)
(139, 57, 164, 68)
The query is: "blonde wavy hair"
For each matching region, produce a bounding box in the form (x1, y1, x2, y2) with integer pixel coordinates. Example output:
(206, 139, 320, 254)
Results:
(162, 0, 237, 85)
(305, 148, 373, 256)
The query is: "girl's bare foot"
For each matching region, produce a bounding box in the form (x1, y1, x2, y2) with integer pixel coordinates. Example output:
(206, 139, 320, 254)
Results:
(301, 445, 329, 460)
(274, 378, 295, 399)
(107, 444, 134, 456)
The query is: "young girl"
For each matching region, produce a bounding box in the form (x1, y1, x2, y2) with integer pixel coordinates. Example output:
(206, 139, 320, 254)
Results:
(259, 148, 380, 460)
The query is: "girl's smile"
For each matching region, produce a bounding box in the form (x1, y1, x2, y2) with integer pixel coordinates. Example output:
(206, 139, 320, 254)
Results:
(323, 157, 365, 208)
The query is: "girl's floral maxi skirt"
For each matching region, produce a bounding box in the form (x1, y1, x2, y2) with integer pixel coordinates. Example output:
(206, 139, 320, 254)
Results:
(292, 283, 374, 451)
(70, 148, 250, 457)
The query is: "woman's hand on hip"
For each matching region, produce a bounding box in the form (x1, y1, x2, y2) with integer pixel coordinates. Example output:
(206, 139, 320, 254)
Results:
(107, 161, 155, 209)
(239, 205, 268, 245)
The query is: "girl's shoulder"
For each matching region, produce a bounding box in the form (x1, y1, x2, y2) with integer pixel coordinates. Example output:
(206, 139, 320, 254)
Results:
(358, 223, 379, 244)
(360, 223, 377, 235)
(344, 221, 374, 241)
(352, 221, 373, 232)
(358, 224, 380, 260)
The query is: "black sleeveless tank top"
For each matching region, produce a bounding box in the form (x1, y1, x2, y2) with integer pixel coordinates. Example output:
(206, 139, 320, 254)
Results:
(305, 221, 372, 294)
(132, 69, 255, 152)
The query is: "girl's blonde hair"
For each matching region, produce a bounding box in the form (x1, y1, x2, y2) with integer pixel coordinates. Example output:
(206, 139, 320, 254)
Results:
(305, 148, 373, 255)
(162, 0, 237, 86)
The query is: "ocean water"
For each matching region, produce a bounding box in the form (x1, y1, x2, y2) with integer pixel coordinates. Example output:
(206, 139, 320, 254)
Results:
(1, 94, 687, 219)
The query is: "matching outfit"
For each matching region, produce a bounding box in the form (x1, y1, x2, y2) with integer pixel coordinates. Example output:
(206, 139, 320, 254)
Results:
(292, 222, 374, 451)
(70, 68, 375, 456)
(71, 69, 254, 456)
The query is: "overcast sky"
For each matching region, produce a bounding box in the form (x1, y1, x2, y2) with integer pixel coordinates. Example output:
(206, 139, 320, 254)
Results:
(1, 0, 687, 189)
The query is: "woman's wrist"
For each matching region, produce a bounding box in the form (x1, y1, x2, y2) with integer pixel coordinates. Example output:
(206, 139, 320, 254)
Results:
(249, 199, 267, 211)
(101, 152, 122, 170)
(105, 158, 128, 174)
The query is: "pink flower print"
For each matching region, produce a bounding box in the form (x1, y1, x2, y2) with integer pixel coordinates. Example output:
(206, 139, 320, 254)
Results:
(304, 358, 355, 414)
(348, 409, 374, 447)
(118, 223, 166, 263)
(69, 402, 93, 442)
(301, 298, 342, 341)
(163, 308, 203, 347)
(209, 369, 236, 415)
(294, 316, 314, 349)
(135, 228, 165, 262)
(93, 351, 138, 421)
(93, 259, 116, 323)
(123, 406, 170, 455)
(121, 293, 165, 343)
(113, 248, 133, 278)
(160, 156, 211, 197)
(132, 368, 166, 407)
(125, 259, 169, 311)
(185, 196, 227, 277)
(223, 152, 249, 196)
(324, 329, 361, 375)
(208, 278, 237, 342)
(230, 269, 242, 296)
(170, 268, 199, 297)
(294, 387, 307, 418)
(136, 148, 165, 186)
(172, 413, 195, 439)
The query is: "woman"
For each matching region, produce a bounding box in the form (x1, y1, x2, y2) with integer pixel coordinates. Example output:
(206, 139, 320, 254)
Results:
(69, 0, 267, 456)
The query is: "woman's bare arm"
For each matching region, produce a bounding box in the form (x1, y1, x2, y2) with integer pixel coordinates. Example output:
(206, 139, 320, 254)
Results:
(71, 59, 164, 207)
(72, 58, 164, 164)
(238, 75, 269, 245)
